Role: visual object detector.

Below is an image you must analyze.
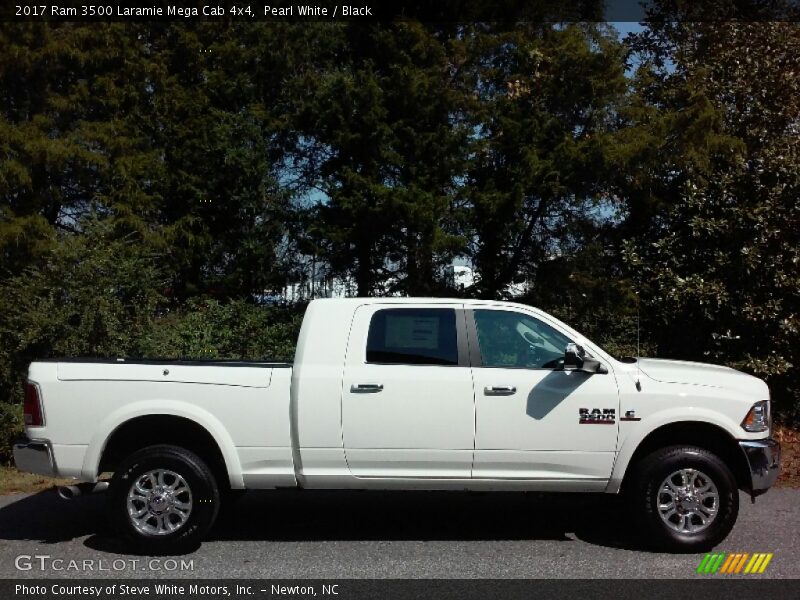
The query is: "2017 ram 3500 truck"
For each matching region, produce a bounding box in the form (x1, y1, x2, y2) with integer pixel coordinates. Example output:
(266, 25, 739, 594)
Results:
(14, 298, 780, 552)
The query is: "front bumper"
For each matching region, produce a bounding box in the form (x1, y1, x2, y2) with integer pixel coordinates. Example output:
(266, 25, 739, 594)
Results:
(739, 438, 781, 495)
(13, 437, 58, 477)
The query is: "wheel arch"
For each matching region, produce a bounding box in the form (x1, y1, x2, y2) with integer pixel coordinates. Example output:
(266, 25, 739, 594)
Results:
(82, 401, 243, 489)
(610, 419, 750, 495)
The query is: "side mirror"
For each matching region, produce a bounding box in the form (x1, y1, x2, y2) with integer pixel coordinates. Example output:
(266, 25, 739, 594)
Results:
(564, 343, 607, 374)
(564, 343, 585, 370)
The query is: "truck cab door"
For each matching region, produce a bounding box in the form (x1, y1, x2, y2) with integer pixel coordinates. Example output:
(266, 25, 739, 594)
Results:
(341, 304, 475, 478)
(467, 308, 619, 487)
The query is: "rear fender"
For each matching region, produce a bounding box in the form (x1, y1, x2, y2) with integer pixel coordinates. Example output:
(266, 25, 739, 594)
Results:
(81, 399, 244, 488)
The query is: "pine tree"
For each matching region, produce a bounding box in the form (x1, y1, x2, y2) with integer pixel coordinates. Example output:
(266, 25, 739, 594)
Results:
(461, 23, 628, 298)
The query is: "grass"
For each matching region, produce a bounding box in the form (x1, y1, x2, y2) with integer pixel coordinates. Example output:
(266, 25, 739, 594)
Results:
(2, 426, 799, 494)
(0, 465, 74, 495)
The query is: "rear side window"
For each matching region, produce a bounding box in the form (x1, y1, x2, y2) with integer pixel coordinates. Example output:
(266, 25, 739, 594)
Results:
(366, 308, 458, 365)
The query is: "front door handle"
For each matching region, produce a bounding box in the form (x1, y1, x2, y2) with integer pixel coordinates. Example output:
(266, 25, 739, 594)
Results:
(351, 383, 384, 393)
(484, 385, 517, 396)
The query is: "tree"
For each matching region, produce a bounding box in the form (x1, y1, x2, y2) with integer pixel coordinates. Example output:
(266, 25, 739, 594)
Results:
(461, 22, 628, 298)
(123, 22, 294, 298)
(0, 22, 295, 299)
(623, 20, 800, 418)
(286, 22, 470, 296)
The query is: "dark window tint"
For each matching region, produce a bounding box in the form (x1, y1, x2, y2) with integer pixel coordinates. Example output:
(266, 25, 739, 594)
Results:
(366, 308, 459, 365)
(474, 310, 572, 369)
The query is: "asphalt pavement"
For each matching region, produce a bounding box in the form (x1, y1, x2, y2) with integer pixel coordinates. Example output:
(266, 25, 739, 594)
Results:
(0, 487, 797, 578)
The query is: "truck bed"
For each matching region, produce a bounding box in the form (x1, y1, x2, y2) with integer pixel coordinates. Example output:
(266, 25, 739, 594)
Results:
(25, 358, 296, 487)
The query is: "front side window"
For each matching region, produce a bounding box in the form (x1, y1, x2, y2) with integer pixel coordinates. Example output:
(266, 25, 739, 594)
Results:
(366, 308, 459, 365)
(473, 310, 572, 369)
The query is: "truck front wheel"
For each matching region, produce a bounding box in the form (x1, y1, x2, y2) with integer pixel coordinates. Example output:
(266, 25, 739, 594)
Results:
(628, 445, 739, 552)
(107, 444, 220, 553)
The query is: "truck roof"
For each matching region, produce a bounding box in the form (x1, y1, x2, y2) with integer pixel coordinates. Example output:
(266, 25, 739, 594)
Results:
(309, 297, 538, 309)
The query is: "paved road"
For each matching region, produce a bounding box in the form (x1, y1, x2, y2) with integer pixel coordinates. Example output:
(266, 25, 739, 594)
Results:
(0, 488, 797, 579)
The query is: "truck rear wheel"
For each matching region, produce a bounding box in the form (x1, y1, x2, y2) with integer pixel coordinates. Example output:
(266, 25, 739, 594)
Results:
(107, 444, 220, 553)
(628, 445, 739, 552)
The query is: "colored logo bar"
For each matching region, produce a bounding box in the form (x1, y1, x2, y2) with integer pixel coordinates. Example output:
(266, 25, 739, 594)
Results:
(696, 553, 773, 574)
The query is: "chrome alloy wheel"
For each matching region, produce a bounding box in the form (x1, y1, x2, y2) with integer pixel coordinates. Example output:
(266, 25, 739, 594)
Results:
(657, 468, 719, 533)
(126, 469, 193, 535)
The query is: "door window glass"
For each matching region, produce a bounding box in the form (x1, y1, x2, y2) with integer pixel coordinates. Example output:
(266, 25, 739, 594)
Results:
(474, 310, 572, 369)
(366, 308, 458, 365)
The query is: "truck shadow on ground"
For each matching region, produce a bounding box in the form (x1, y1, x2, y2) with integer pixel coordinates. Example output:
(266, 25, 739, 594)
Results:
(0, 489, 105, 544)
(0, 488, 646, 555)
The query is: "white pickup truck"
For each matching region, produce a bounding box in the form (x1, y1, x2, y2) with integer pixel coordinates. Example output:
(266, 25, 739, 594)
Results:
(15, 298, 780, 552)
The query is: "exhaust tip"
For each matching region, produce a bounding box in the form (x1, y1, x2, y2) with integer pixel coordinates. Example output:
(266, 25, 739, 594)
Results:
(57, 481, 109, 500)
(57, 485, 77, 500)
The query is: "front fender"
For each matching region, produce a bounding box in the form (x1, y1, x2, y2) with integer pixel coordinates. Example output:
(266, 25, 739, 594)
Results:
(606, 407, 744, 494)
(81, 399, 244, 488)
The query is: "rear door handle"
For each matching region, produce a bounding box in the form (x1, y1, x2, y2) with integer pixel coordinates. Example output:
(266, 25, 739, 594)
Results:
(350, 383, 384, 393)
(484, 386, 516, 396)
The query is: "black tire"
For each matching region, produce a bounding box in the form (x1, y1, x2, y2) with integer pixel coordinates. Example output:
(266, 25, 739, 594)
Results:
(107, 444, 220, 553)
(627, 445, 739, 552)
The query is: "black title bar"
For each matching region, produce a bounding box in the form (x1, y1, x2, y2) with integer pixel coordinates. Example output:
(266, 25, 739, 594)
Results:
(3, 0, 800, 23)
(4, 579, 800, 600)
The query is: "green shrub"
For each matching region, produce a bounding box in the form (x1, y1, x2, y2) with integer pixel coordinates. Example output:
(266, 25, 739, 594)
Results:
(0, 402, 23, 465)
(0, 220, 303, 465)
(0, 220, 167, 405)
(139, 299, 302, 362)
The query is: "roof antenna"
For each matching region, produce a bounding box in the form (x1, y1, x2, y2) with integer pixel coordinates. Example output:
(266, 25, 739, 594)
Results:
(635, 290, 642, 392)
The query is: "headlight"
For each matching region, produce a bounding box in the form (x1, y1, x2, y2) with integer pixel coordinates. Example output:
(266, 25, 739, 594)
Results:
(741, 400, 770, 433)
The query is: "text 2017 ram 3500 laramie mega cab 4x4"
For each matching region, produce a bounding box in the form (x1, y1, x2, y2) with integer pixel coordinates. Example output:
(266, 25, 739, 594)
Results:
(14, 298, 780, 552)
